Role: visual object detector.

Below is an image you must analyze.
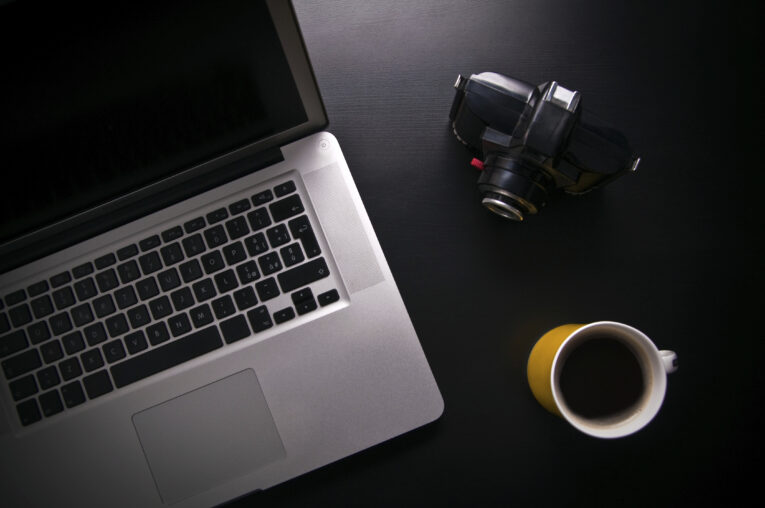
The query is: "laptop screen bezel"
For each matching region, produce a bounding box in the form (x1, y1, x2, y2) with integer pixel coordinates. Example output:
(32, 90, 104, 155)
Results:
(0, 0, 327, 273)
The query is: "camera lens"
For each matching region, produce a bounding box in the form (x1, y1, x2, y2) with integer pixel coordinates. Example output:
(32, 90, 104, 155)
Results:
(481, 192, 526, 221)
(477, 155, 550, 222)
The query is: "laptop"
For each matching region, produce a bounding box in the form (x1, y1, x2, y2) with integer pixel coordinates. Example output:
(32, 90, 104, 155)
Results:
(0, 1, 443, 506)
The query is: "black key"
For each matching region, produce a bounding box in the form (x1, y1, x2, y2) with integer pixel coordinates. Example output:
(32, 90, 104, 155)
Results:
(52, 286, 75, 310)
(102, 339, 126, 363)
(59, 357, 83, 381)
(139, 235, 161, 252)
(157, 268, 181, 292)
(288, 216, 321, 258)
(269, 194, 304, 222)
(149, 295, 173, 320)
(255, 277, 280, 302)
(37, 366, 60, 390)
(146, 322, 170, 346)
(222, 241, 247, 265)
(280, 243, 305, 267)
(73, 277, 98, 301)
(61, 381, 86, 408)
(211, 295, 236, 320)
(5, 289, 26, 306)
(10, 374, 38, 401)
(72, 262, 94, 279)
(80, 348, 103, 376)
(295, 296, 318, 315)
(244, 232, 269, 256)
(247, 207, 271, 231)
(214, 269, 239, 294)
(292, 288, 318, 315)
(96, 268, 119, 292)
(190, 304, 214, 328)
(160, 242, 185, 266)
(247, 306, 273, 333)
(179, 259, 203, 283)
(49, 312, 73, 335)
(229, 198, 251, 215)
(162, 226, 184, 243)
(105, 314, 129, 338)
(233, 286, 258, 310)
(206, 207, 228, 224)
(273, 307, 296, 324)
(182, 233, 207, 257)
(1, 330, 28, 357)
(70, 303, 94, 327)
(251, 189, 274, 206)
(94, 253, 117, 269)
(9, 304, 32, 327)
(92, 294, 116, 318)
(16, 398, 41, 426)
(183, 216, 206, 234)
(168, 313, 192, 337)
(117, 244, 138, 261)
(266, 224, 290, 248)
(83, 370, 113, 399)
(201, 251, 225, 275)
(127, 304, 151, 329)
(62, 331, 85, 355)
(0, 313, 7, 334)
(139, 251, 163, 275)
(39, 390, 64, 417)
(236, 260, 260, 285)
(274, 180, 297, 197)
(2, 349, 42, 379)
(258, 252, 283, 276)
(192, 278, 216, 302)
(278, 258, 330, 293)
(40, 339, 64, 364)
(50, 271, 72, 288)
(124, 331, 148, 354)
(204, 225, 228, 249)
(83, 322, 108, 346)
(27, 321, 51, 345)
(27, 280, 49, 297)
(117, 260, 141, 284)
(136, 277, 160, 301)
(171, 287, 194, 311)
(225, 216, 249, 240)
(110, 326, 223, 388)
(220, 315, 251, 344)
(114, 286, 138, 310)
(30, 295, 54, 319)
(96, 268, 119, 293)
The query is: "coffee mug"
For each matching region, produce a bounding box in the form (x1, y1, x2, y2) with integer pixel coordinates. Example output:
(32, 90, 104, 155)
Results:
(526, 321, 677, 438)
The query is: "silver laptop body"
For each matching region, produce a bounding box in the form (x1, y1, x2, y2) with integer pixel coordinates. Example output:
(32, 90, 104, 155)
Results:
(0, 1, 443, 506)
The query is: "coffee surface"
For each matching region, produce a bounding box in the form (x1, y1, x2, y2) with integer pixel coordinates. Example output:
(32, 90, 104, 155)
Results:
(559, 336, 644, 420)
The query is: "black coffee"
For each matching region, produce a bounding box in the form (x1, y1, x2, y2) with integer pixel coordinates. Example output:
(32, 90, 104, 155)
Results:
(558, 336, 644, 420)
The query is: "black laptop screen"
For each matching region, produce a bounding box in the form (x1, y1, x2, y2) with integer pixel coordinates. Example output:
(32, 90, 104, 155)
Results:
(0, 0, 307, 245)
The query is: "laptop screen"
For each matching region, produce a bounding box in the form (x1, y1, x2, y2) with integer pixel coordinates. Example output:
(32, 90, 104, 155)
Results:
(0, 0, 311, 249)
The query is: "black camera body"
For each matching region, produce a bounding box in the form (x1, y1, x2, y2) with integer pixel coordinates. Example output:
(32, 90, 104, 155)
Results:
(449, 72, 640, 220)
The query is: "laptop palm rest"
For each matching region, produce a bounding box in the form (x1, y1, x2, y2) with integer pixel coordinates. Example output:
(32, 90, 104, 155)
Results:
(132, 369, 285, 505)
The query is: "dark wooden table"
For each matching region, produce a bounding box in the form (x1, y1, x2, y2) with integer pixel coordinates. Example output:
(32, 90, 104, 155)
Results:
(230, 1, 762, 505)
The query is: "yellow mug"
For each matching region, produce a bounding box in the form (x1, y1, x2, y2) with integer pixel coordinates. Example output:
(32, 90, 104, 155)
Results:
(527, 321, 677, 438)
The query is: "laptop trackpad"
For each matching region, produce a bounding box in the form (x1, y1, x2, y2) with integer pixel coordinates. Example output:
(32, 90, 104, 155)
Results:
(132, 369, 285, 505)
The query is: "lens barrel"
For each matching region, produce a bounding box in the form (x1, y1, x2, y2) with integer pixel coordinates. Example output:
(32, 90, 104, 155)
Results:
(477, 155, 551, 221)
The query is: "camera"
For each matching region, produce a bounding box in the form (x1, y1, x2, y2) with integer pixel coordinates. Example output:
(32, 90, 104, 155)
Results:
(449, 72, 640, 221)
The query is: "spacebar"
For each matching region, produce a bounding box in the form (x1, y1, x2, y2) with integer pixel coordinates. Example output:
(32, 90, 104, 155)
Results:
(110, 326, 223, 388)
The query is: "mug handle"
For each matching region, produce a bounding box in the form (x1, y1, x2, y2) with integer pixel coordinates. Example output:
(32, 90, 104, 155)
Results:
(660, 350, 678, 374)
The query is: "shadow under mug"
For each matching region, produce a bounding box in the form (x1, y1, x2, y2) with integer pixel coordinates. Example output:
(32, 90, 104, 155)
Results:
(527, 321, 677, 438)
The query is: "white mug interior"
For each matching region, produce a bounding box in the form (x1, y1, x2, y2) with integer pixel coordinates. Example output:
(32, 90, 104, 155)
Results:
(550, 321, 675, 439)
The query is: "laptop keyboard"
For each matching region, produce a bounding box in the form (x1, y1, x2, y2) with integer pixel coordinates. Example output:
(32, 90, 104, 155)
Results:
(0, 179, 340, 428)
